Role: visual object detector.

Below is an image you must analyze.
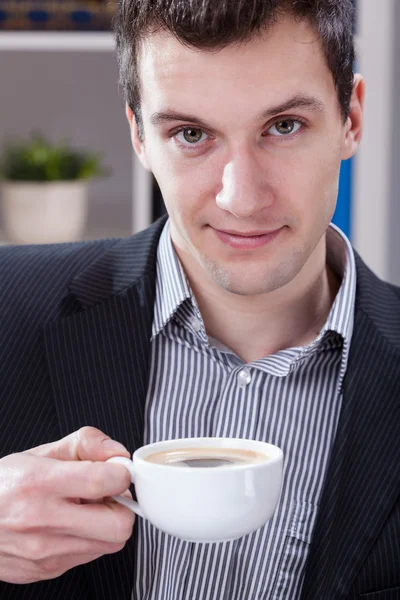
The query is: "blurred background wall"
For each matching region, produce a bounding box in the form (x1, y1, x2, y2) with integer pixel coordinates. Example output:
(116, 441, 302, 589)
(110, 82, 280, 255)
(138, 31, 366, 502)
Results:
(0, 0, 399, 283)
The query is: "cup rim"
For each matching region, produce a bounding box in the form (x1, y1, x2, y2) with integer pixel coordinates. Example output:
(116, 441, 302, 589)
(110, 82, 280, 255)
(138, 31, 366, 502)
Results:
(132, 437, 283, 471)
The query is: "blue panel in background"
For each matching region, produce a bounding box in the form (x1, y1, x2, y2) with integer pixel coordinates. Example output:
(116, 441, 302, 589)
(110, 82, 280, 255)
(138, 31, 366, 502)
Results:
(332, 158, 352, 239)
(332, 0, 356, 239)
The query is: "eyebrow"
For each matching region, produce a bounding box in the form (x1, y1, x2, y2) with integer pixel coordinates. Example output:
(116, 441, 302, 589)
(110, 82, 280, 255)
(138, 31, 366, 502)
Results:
(261, 95, 326, 118)
(149, 94, 326, 128)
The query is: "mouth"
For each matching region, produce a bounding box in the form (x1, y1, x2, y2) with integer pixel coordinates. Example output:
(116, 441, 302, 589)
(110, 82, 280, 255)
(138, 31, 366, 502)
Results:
(212, 226, 284, 250)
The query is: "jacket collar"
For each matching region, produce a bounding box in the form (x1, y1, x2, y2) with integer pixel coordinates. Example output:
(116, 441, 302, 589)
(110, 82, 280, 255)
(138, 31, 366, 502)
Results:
(68, 215, 167, 309)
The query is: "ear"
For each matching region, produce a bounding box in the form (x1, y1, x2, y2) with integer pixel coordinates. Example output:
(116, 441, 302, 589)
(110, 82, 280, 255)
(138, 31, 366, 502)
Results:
(125, 104, 151, 171)
(342, 74, 366, 160)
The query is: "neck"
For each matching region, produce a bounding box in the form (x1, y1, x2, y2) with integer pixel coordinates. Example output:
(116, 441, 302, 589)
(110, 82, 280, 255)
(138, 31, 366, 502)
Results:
(176, 235, 340, 363)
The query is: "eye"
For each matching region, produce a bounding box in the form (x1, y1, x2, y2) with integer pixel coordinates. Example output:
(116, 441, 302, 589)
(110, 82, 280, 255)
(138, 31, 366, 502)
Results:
(175, 128, 208, 146)
(267, 118, 303, 137)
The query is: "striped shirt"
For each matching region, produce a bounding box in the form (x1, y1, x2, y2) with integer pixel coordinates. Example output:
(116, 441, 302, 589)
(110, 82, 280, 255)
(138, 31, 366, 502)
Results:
(133, 220, 356, 600)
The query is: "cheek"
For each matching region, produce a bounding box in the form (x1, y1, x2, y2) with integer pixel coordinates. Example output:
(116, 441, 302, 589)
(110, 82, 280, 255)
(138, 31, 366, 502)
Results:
(310, 151, 342, 220)
(278, 143, 342, 219)
(151, 165, 210, 235)
(149, 149, 218, 219)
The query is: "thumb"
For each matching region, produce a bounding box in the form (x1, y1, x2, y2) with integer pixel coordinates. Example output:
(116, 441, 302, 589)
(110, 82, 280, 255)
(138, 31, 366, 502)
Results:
(26, 426, 131, 462)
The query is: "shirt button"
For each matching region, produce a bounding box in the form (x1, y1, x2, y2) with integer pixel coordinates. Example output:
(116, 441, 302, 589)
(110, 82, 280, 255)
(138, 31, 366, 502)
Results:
(191, 317, 202, 333)
(238, 367, 252, 387)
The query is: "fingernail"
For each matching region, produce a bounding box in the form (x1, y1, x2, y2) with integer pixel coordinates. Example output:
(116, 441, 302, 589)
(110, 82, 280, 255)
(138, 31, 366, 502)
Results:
(102, 439, 129, 454)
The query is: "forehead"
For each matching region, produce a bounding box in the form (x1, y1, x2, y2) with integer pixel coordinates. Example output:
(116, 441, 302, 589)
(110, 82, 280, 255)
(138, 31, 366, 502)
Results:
(138, 13, 338, 120)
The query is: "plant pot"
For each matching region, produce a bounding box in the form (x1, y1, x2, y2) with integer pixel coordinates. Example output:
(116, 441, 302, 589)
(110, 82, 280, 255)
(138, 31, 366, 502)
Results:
(1, 181, 88, 244)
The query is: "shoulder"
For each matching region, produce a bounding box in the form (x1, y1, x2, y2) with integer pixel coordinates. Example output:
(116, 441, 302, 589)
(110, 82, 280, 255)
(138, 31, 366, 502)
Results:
(0, 216, 167, 331)
(0, 212, 167, 293)
(0, 238, 122, 334)
(355, 252, 400, 304)
(354, 251, 400, 348)
(0, 237, 119, 294)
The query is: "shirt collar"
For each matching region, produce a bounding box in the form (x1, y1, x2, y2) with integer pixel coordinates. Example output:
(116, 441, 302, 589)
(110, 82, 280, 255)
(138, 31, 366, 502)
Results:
(152, 219, 357, 380)
(151, 220, 191, 339)
(322, 222, 356, 388)
(323, 223, 356, 344)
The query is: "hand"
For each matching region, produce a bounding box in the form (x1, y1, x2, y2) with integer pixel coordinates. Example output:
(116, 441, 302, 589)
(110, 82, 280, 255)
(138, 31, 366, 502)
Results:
(0, 427, 135, 584)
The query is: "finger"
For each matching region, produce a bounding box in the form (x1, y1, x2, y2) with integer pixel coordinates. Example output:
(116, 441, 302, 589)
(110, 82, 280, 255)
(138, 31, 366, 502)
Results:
(81, 488, 133, 505)
(0, 549, 116, 586)
(0, 555, 43, 584)
(54, 500, 135, 544)
(120, 489, 133, 501)
(36, 549, 125, 581)
(42, 460, 132, 500)
(12, 532, 126, 563)
(26, 427, 130, 462)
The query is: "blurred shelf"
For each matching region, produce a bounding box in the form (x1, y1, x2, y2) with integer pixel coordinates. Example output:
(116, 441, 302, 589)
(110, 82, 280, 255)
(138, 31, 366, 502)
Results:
(0, 31, 115, 51)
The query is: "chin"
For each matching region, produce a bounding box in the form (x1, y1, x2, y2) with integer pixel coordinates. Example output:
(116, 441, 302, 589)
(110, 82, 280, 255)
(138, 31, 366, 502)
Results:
(203, 258, 297, 296)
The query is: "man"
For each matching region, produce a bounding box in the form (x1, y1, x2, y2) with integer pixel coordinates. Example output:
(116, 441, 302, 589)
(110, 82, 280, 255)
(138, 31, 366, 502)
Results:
(0, 0, 399, 598)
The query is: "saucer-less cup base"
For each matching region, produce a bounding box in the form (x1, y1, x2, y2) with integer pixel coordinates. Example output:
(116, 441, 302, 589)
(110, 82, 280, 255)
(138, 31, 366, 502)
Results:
(108, 437, 283, 543)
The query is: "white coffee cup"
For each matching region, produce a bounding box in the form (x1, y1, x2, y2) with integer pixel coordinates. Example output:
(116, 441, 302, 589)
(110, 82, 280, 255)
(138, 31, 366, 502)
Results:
(107, 437, 283, 543)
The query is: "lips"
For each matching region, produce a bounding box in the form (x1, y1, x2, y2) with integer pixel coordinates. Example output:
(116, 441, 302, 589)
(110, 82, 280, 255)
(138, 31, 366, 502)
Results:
(217, 229, 277, 237)
(213, 226, 283, 249)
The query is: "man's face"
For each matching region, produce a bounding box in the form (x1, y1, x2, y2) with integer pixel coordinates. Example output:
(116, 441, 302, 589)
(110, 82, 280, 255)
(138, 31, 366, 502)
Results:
(130, 14, 361, 296)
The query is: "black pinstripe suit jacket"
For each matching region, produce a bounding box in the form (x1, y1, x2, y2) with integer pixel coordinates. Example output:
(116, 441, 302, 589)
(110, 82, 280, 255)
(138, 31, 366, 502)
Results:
(0, 216, 399, 600)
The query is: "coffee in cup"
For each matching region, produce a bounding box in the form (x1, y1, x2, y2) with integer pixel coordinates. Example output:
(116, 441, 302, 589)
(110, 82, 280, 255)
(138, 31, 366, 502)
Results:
(144, 446, 268, 468)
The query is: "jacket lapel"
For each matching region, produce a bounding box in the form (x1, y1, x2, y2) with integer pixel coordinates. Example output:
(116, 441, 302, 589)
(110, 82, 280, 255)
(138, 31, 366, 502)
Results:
(42, 217, 166, 600)
(301, 260, 400, 600)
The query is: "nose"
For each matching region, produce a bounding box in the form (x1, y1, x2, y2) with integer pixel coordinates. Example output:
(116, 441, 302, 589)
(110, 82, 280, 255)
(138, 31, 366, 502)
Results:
(215, 151, 273, 218)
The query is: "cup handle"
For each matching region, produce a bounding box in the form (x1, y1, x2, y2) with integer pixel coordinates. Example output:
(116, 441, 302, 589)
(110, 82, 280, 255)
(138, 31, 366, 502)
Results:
(106, 456, 144, 518)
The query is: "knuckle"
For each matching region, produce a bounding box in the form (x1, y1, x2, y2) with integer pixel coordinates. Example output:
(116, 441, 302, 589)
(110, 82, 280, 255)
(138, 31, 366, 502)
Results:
(113, 509, 135, 543)
(21, 536, 51, 562)
(119, 467, 132, 491)
(9, 500, 43, 534)
(7, 504, 28, 534)
(87, 464, 107, 498)
(17, 467, 41, 494)
(37, 556, 65, 578)
(77, 426, 100, 439)
(105, 541, 126, 555)
(76, 426, 103, 446)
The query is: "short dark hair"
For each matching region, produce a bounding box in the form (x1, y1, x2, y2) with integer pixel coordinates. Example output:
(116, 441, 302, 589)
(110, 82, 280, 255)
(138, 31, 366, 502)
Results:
(114, 0, 355, 137)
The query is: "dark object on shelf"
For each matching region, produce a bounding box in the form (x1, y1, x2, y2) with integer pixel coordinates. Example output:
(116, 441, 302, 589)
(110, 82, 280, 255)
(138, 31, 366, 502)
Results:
(0, 1, 117, 31)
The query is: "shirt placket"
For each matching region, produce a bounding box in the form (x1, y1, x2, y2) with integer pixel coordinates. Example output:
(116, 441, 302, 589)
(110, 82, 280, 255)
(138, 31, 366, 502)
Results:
(213, 362, 259, 439)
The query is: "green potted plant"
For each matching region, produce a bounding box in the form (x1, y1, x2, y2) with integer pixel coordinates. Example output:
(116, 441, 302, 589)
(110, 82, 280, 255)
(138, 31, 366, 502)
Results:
(0, 134, 108, 244)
